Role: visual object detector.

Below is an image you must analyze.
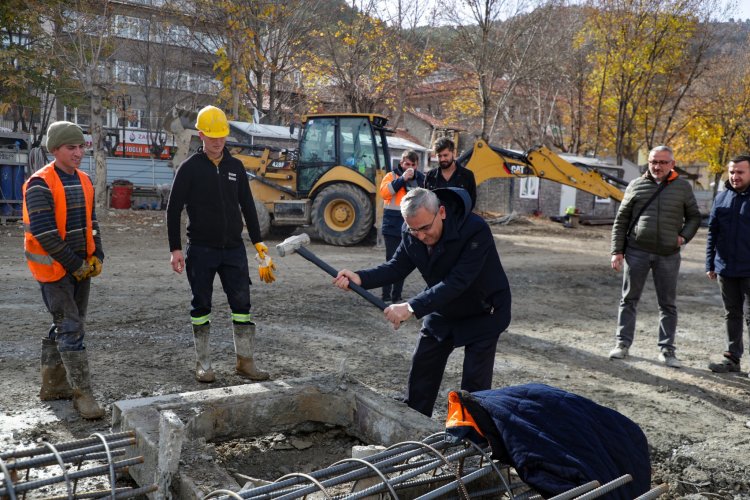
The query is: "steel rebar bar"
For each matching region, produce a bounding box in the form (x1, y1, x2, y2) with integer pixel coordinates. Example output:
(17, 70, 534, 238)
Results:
(0, 432, 134, 461)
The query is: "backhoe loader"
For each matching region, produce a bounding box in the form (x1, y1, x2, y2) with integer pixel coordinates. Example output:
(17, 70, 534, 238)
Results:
(459, 140, 626, 202)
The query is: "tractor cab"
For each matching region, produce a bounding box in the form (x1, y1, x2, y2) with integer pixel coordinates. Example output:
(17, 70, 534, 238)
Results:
(297, 113, 390, 196)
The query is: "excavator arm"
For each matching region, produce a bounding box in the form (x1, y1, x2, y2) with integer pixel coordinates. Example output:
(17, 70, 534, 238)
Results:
(460, 140, 626, 202)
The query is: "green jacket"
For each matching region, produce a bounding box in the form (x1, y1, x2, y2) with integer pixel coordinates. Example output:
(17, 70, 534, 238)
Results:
(611, 170, 701, 256)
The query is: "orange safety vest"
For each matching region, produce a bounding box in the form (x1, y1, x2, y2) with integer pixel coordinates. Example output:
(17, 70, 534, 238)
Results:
(379, 171, 408, 211)
(22, 162, 95, 282)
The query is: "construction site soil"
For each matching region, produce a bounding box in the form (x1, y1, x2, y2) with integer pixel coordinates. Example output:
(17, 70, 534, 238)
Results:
(2, 210, 750, 499)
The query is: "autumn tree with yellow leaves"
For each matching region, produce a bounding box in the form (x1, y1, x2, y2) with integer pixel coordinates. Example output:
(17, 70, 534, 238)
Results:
(578, 0, 719, 164)
(681, 48, 750, 196)
(302, 2, 436, 114)
(194, 0, 321, 123)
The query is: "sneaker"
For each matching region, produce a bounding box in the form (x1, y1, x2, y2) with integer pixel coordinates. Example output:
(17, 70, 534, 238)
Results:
(658, 350, 682, 368)
(708, 356, 741, 373)
(609, 344, 629, 359)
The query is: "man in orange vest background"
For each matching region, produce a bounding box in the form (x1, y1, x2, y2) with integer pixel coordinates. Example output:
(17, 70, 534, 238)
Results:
(22, 121, 106, 420)
(379, 149, 425, 303)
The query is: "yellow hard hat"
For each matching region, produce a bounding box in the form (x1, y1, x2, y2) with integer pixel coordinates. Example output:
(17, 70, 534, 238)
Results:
(195, 105, 229, 138)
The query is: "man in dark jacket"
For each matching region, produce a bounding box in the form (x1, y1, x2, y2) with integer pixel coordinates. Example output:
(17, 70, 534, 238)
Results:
(425, 138, 477, 210)
(167, 105, 273, 383)
(609, 145, 701, 368)
(334, 187, 511, 416)
(706, 154, 750, 374)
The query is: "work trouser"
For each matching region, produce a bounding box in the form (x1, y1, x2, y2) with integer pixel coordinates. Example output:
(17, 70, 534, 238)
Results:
(185, 243, 251, 323)
(39, 274, 91, 351)
(717, 275, 750, 360)
(616, 247, 681, 351)
(382, 233, 405, 302)
(405, 331, 500, 418)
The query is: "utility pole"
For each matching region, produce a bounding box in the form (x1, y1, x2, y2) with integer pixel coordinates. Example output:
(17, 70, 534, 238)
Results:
(117, 94, 131, 158)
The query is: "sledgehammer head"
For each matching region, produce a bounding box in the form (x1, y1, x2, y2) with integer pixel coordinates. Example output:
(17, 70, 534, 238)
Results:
(276, 233, 311, 257)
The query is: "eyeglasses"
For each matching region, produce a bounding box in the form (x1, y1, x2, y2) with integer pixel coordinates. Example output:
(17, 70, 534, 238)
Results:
(648, 160, 672, 166)
(407, 211, 439, 235)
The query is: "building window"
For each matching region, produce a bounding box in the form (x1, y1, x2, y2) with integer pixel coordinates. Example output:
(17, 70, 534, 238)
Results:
(62, 106, 90, 128)
(127, 109, 142, 128)
(105, 108, 119, 128)
(115, 60, 145, 85)
(519, 177, 539, 199)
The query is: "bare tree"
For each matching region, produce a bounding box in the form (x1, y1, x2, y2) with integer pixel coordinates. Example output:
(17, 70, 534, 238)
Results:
(190, 0, 321, 123)
(440, 0, 559, 141)
(375, 0, 438, 129)
(47, 0, 116, 207)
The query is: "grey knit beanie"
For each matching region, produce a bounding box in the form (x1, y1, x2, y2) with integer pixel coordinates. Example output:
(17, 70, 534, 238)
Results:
(46, 121, 85, 152)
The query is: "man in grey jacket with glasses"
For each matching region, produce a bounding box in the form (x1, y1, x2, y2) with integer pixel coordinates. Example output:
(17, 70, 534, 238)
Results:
(608, 145, 701, 368)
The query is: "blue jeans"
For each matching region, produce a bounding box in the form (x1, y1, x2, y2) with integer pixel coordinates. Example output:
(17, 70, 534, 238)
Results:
(185, 244, 251, 321)
(717, 275, 750, 360)
(616, 247, 681, 351)
(39, 274, 90, 351)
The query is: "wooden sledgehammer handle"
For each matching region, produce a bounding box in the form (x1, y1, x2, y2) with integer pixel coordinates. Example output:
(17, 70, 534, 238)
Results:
(294, 246, 389, 311)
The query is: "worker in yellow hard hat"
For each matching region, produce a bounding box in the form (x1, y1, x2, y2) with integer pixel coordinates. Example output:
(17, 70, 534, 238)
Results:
(166, 105, 274, 383)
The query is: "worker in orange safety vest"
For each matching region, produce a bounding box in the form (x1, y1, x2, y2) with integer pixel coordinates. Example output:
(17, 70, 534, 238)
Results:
(379, 149, 425, 303)
(22, 121, 105, 420)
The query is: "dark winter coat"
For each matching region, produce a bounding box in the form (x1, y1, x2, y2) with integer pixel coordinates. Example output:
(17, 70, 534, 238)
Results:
(706, 181, 750, 277)
(357, 188, 511, 346)
(451, 384, 651, 499)
(167, 147, 262, 251)
(611, 170, 701, 256)
(425, 165, 477, 210)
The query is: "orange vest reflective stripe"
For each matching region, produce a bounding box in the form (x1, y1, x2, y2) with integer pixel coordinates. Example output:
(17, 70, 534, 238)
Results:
(22, 162, 95, 282)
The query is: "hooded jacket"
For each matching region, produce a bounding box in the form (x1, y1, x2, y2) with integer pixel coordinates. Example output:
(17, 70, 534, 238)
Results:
(611, 170, 701, 256)
(379, 163, 425, 237)
(167, 147, 262, 251)
(445, 385, 651, 499)
(706, 180, 750, 277)
(357, 188, 511, 345)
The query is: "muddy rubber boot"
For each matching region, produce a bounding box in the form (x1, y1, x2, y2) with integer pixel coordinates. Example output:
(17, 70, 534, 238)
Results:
(193, 322, 215, 383)
(59, 350, 105, 420)
(39, 338, 74, 401)
(233, 322, 270, 381)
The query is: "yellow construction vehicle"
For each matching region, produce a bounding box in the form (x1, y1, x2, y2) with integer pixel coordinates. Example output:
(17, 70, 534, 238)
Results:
(230, 113, 390, 246)
(459, 139, 626, 202)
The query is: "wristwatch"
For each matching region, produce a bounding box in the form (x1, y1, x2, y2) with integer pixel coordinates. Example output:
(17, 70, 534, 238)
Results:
(406, 302, 414, 314)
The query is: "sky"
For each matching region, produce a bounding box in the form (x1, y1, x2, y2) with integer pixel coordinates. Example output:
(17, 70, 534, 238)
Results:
(727, 1, 750, 21)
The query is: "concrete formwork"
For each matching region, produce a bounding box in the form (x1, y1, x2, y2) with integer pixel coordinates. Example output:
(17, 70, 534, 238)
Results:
(112, 374, 441, 499)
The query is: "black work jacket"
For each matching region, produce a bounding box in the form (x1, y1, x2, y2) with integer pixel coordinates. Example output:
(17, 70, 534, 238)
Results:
(167, 147, 262, 251)
(425, 165, 477, 210)
(358, 188, 511, 346)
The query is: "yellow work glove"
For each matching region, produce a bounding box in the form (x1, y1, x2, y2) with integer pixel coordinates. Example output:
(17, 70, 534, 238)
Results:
(256, 254, 277, 283)
(71, 260, 92, 281)
(87, 256, 103, 278)
(254, 242, 269, 259)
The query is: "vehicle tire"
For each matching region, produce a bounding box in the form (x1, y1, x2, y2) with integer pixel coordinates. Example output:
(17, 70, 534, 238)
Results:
(255, 200, 271, 239)
(311, 184, 373, 246)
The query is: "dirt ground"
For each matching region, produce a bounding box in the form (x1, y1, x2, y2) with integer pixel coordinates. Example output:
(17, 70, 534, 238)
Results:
(2, 210, 750, 499)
